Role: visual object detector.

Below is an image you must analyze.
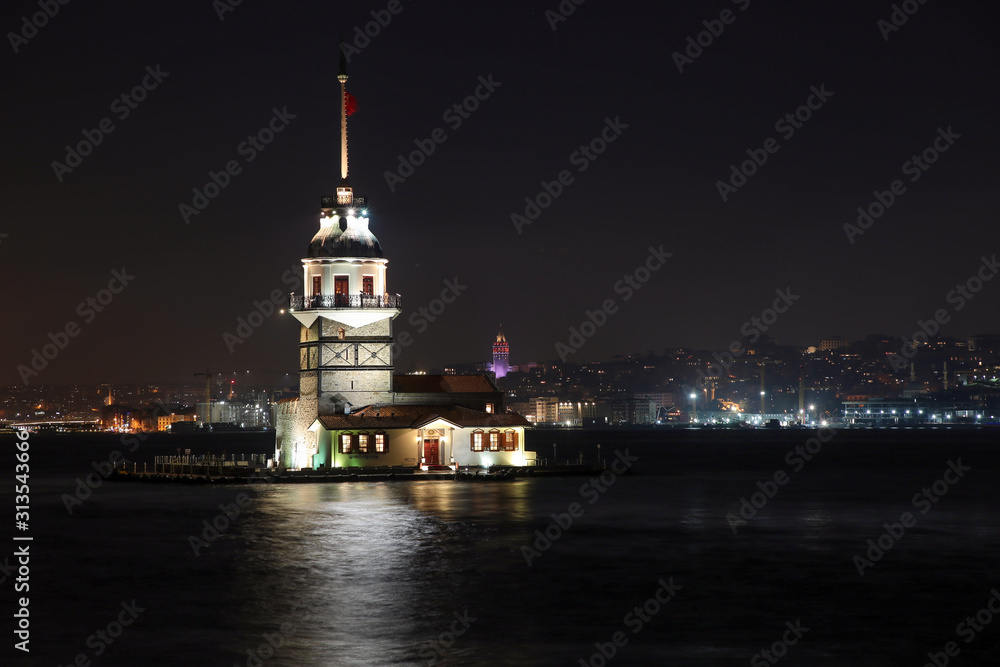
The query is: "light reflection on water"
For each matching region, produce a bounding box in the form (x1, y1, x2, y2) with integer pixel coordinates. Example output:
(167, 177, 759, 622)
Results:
(230, 481, 535, 666)
(209, 465, 999, 665)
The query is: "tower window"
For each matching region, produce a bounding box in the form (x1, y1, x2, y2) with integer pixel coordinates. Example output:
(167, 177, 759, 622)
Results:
(362, 275, 374, 296)
(312, 276, 322, 297)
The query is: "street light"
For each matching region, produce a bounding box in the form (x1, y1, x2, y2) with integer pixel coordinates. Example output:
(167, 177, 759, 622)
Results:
(689, 392, 697, 424)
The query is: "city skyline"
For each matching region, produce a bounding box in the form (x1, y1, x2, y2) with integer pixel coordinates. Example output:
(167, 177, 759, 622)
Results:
(8, 324, 1000, 388)
(6, 329, 998, 425)
(3, 1, 998, 387)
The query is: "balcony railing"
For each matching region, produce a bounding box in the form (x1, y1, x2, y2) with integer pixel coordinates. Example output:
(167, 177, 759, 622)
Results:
(289, 293, 401, 310)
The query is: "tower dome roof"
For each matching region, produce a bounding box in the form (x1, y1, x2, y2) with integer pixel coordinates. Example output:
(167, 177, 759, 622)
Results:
(307, 209, 383, 259)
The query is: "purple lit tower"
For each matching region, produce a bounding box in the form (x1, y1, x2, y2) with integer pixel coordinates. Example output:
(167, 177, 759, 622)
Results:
(492, 326, 509, 379)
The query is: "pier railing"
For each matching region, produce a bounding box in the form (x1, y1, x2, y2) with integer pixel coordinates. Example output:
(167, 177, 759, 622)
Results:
(289, 293, 401, 310)
(151, 453, 269, 475)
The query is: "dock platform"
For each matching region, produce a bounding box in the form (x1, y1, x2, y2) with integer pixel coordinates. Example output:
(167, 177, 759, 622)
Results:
(109, 464, 611, 484)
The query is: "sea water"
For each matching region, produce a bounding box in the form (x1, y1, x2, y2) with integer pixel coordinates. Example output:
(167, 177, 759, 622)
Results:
(3, 429, 999, 666)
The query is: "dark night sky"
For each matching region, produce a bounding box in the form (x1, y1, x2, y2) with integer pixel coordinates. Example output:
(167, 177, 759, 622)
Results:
(2, 0, 998, 386)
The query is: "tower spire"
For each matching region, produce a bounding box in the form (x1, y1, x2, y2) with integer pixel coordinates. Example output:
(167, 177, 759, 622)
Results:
(336, 39, 352, 205)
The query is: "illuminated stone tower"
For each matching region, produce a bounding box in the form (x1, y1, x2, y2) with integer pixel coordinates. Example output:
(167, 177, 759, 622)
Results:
(492, 325, 509, 379)
(277, 48, 401, 465)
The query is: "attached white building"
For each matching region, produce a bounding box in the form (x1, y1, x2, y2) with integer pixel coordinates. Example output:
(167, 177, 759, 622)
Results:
(309, 403, 528, 470)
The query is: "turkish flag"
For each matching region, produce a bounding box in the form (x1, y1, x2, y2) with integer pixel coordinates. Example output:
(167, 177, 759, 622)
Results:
(345, 92, 358, 116)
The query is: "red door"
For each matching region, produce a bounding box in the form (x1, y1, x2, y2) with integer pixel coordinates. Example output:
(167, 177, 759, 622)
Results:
(423, 439, 439, 466)
(335, 276, 349, 306)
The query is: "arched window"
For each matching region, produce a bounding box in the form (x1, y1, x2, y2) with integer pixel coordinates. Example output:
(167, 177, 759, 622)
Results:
(503, 430, 519, 451)
(471, 429, 484, 452)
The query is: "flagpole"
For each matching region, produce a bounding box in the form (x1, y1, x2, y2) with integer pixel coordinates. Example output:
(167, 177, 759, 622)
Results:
(337, 41, 352, 205)
(338, 45, 349, 182)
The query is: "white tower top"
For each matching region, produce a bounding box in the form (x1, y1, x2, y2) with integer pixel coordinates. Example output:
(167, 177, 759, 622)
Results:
(287, 50, 400, 331)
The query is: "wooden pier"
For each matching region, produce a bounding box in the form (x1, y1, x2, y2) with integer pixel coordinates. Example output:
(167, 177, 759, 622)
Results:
(110, 460, 609, 485)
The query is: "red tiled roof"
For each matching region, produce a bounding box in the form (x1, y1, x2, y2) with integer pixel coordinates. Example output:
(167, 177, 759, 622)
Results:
(316, 404, 529, 430)
(316, 413, 414, 429)
(392, 374, 498, 394)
